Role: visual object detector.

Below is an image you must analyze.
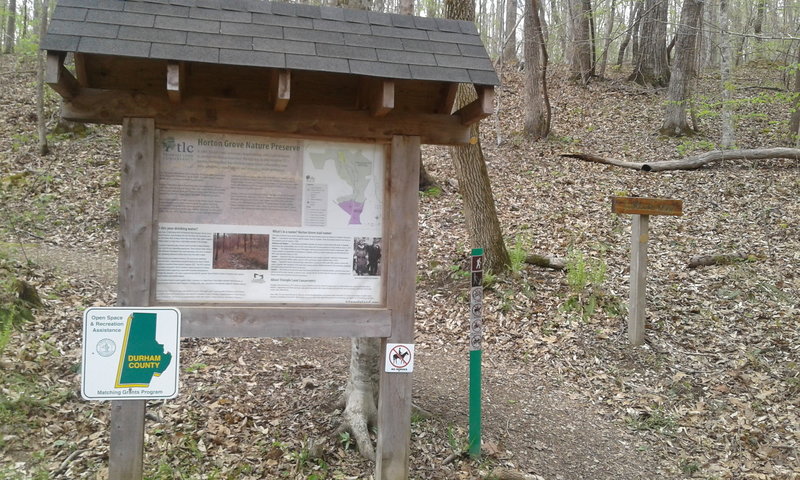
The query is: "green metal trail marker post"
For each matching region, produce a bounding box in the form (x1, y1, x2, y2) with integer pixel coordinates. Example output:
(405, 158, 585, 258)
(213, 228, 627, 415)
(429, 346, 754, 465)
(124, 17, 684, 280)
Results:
(469, 248, 484, 458)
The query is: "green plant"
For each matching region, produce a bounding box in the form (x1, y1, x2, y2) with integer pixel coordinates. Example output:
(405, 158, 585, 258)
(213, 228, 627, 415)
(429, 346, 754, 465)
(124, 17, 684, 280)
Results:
(675, 138, 717, 156)
(626, 409, 676, 434)
(507, 236, 527, 274)
(560, 249, 619, 321)
(679, 459, 701, 475)
(420, 185, 443, 198)
(446, 425, 469, 454)
(185, 362, 208, 373)
(339, 431, 352, 450)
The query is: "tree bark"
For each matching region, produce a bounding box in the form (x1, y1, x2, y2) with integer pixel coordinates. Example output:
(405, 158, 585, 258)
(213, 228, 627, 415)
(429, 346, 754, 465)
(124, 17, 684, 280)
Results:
(617, 0, 643, 66)
(523, 0, 550, 139)
(36, 0, 49, 156)
(719, 0, 735, 147)
(789, 42, 800, 147)
(628, 0, 670, 87)
(399, 0, 413, 15)
(562, 148, 800, 171)
(4, 0, 15, 54)
(596, 0, 615, 77)
(659, 0, 703, 136)
(503, 0, 518, 62)
(568, 0, 594, 83)
(338, 337, 380, 460)
(446, 0, 510, 273)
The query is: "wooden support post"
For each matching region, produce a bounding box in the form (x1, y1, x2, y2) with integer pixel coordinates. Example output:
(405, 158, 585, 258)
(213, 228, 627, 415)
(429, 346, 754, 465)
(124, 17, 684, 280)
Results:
(74, 53, 89, 87)
(455, 86, 494, 125)
(629, 214, 649, 346)
(438, 83, 459, 114)
(45, 52, 80, 99)
(110, 118, 155, 480)
(375, 135, 420, 480)
(166, 62, 183, 104)
(270, 69, 291, 112)
(369, 79, 394, 117)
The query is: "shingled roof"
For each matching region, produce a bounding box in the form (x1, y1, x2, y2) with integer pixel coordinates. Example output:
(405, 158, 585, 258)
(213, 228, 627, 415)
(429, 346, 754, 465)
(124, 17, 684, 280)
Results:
(41, 0, 499, 86)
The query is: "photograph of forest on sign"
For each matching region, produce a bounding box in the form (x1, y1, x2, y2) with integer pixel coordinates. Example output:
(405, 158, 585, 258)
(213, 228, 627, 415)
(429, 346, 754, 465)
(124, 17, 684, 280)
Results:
(212, 233, 269, 270)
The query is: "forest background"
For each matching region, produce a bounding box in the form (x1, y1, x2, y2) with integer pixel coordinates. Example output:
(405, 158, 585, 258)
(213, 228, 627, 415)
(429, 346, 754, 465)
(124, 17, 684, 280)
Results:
(0, 0, 799, 478)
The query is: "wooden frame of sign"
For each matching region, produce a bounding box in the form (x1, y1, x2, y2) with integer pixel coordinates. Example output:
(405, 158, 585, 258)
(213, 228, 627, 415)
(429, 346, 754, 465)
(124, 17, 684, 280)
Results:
(117, 117, 421, 479)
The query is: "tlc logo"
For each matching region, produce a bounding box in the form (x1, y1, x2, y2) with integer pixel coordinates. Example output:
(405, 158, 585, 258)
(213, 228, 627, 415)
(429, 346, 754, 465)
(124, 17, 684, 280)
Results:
(163, 138, 194, 153)
(174, 142, 194, 152)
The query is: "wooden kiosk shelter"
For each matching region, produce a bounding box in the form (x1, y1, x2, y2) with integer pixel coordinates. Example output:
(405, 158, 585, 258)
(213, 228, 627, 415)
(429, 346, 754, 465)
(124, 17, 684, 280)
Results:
(42, 0, 498, 478)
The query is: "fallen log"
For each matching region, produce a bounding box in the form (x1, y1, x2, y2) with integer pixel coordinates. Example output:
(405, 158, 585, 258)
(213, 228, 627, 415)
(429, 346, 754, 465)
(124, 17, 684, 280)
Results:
(524, 254, 566, 270)
(688, 253, 752, 268)
(561, 147, 800, 172)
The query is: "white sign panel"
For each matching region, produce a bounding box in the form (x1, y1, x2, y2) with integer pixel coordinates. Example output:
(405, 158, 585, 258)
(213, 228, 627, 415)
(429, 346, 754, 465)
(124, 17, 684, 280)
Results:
(82, 307, 180, 401)
(155, 131, 384, 305)
(385, 343, 415, 373)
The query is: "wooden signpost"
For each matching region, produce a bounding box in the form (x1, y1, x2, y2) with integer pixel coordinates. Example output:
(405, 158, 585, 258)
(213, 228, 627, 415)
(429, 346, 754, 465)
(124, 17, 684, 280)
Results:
(612, 197, 683, 345)
(42, 1, 499, 479)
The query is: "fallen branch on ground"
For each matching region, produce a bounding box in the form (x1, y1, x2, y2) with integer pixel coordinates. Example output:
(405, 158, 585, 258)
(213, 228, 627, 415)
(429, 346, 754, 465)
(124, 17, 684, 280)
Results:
(688, 253, 752, 268)
(524, 254, 566, 270)
(561, 148, 800, 172)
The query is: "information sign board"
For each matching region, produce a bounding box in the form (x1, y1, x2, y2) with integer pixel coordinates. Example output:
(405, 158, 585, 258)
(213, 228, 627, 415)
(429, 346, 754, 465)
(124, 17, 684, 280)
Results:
(155, 131, 385, 305)
(82, 307, 180, 400)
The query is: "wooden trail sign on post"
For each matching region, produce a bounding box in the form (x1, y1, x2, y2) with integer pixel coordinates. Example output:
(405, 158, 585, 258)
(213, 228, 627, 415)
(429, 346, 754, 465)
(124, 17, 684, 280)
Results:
(612, 197, 683, 346)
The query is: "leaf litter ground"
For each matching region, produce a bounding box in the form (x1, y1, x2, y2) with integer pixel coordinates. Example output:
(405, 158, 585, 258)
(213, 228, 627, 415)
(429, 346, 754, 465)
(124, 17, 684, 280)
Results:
(0, 55, 798, 479)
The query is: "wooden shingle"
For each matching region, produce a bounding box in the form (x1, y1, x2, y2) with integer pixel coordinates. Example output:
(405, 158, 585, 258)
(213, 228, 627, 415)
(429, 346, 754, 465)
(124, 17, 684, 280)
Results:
(41, 0, 498, 145)
(42, 0, 499, 85)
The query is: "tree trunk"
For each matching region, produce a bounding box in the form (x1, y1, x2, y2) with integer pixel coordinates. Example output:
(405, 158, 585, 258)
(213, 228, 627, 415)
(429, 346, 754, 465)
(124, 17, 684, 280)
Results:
(399, 0, 413, 15)
(790, 43, 800, 147)
(503, 0, 518, 62)
(719, 0, 734, 148)
(659, 0, 703, 136)
(36, 0, 48, 155)
(628, 0, 670, 87)
(4, 0, 15, 54)
(419, 158, 436, 190)
(617, 0, 643, 66)
(338, 337, 380, 460)
(568, 0, 594, 83)
(596, 0, 615, 77)
(523, 0, 550, 140)
(446, 0, 510, 273)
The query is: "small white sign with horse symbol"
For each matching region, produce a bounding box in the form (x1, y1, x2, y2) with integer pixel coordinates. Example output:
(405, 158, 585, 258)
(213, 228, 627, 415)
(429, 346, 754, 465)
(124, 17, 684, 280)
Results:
(385, 343, 415, 373)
